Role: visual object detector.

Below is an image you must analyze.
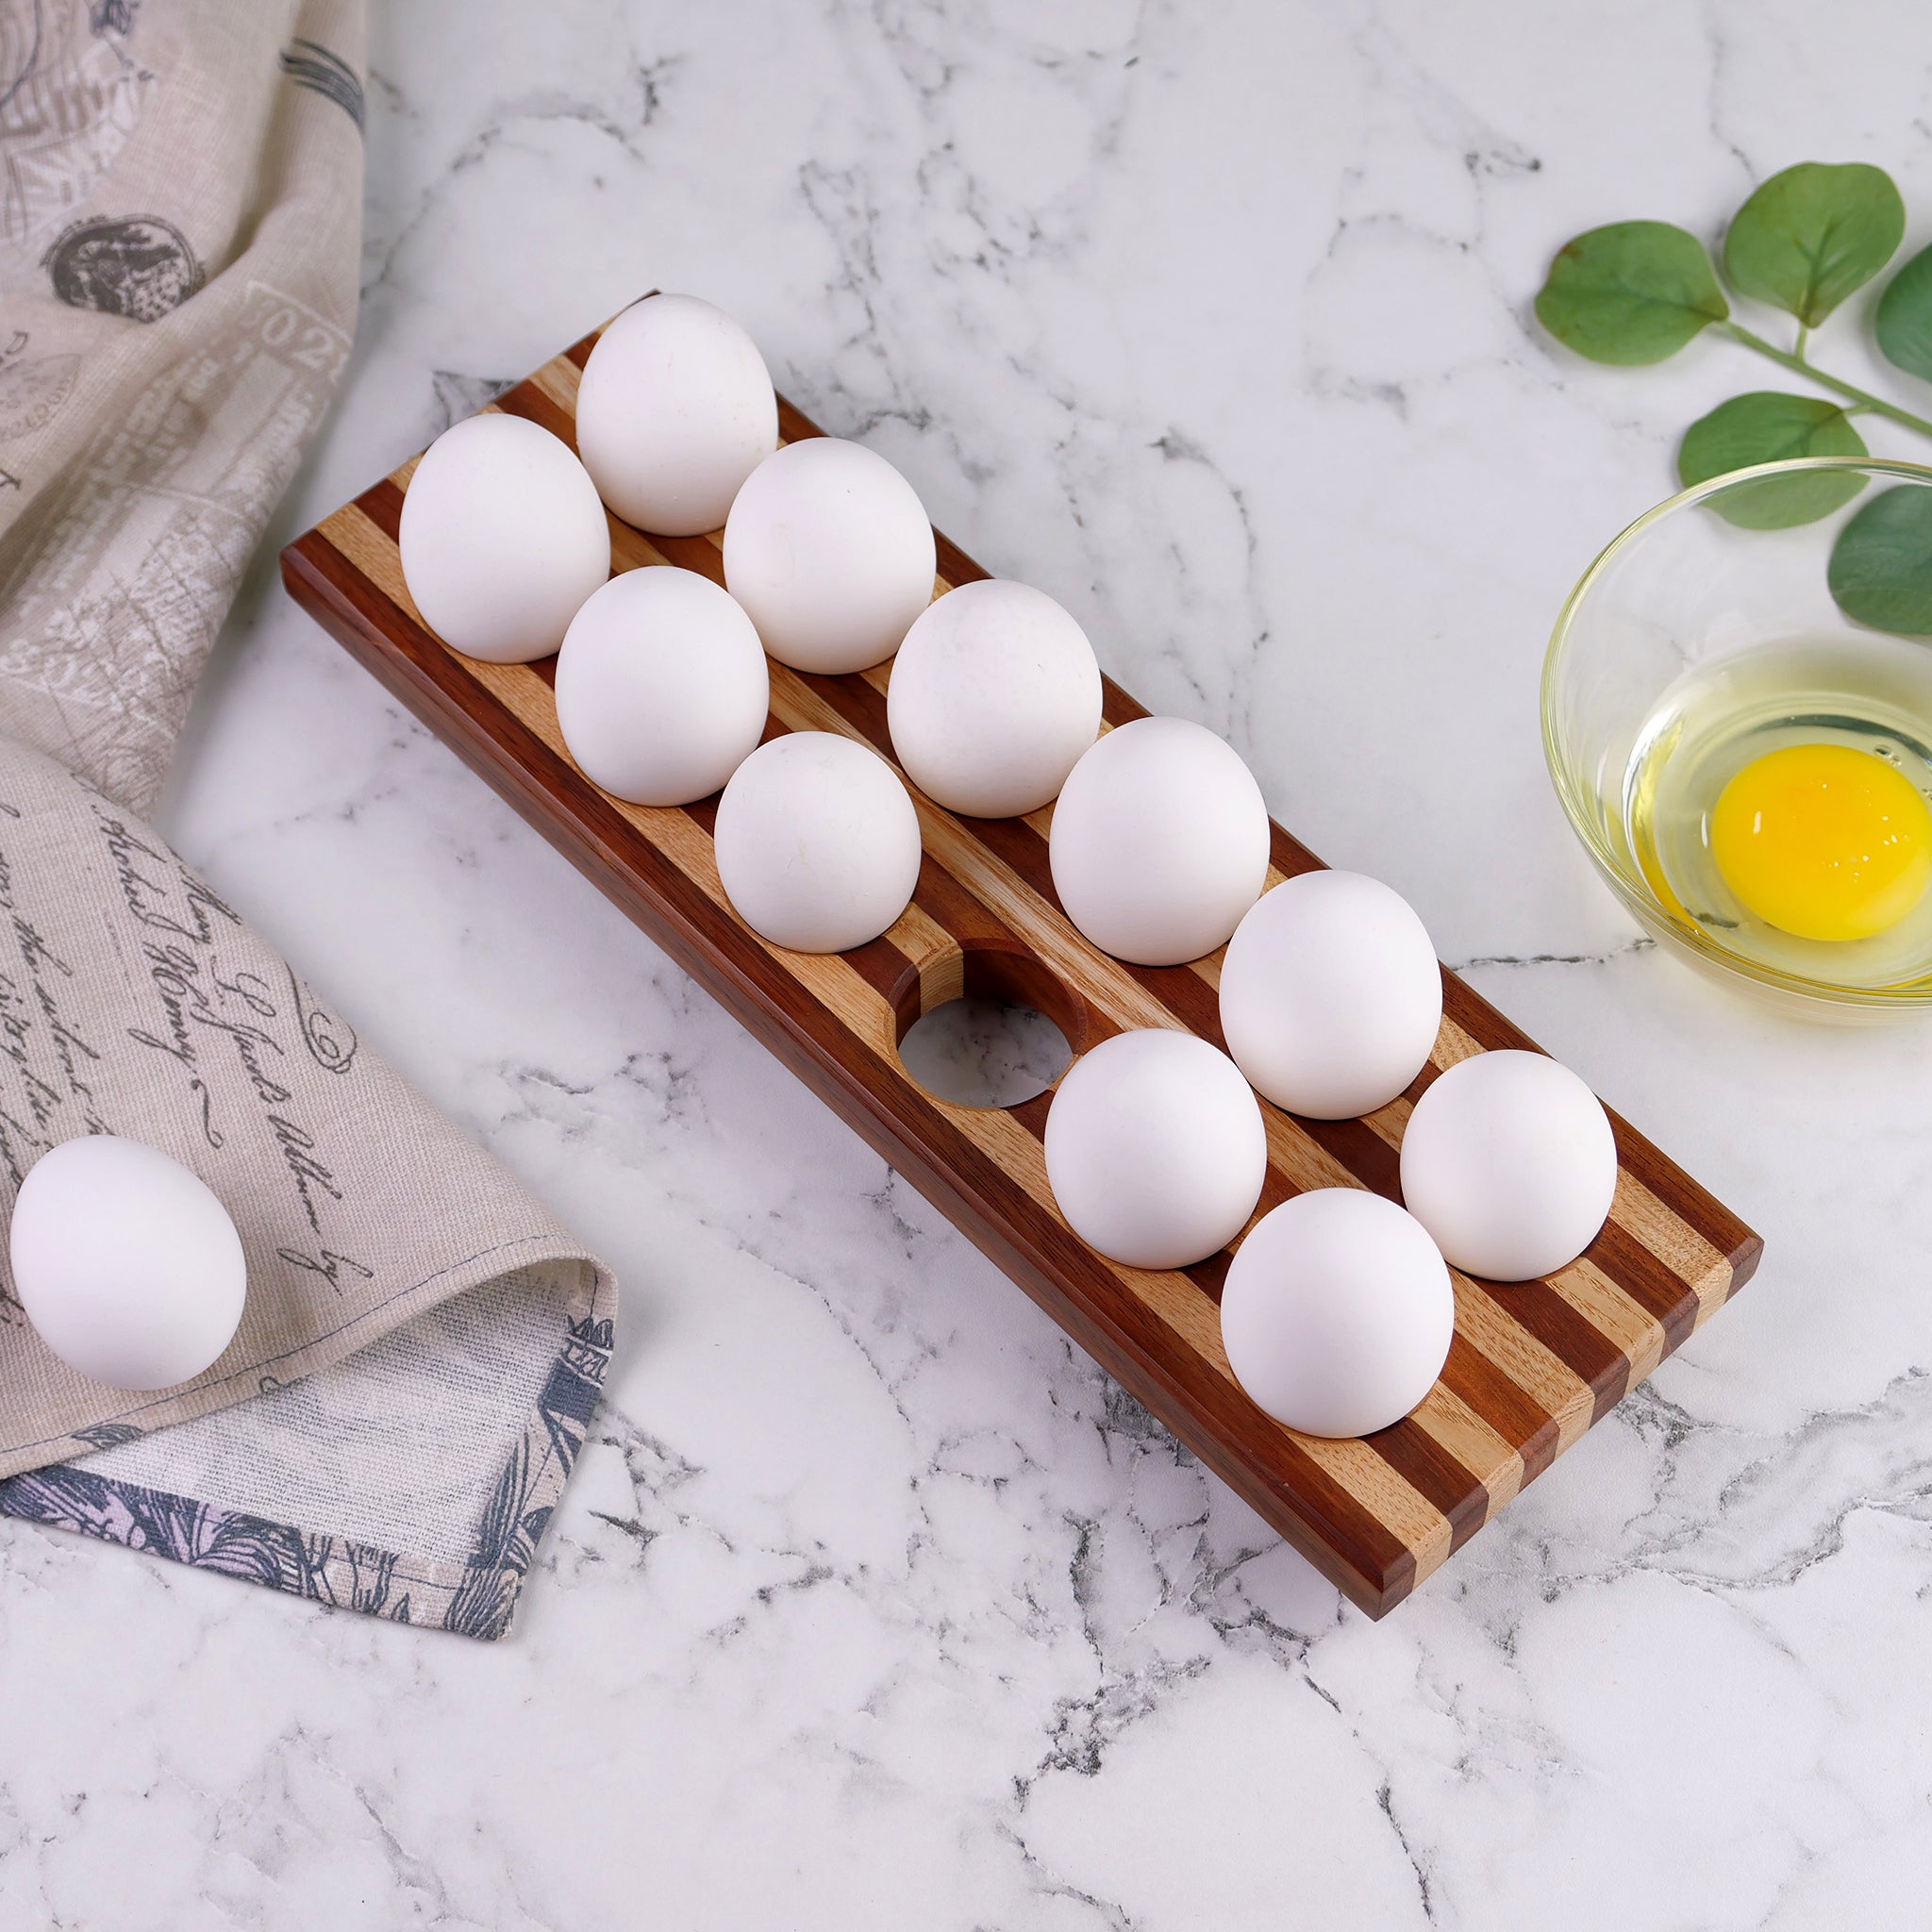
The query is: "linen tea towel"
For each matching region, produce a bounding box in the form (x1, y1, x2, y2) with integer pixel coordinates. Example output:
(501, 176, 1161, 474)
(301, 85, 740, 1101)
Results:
(0, 0, 619, 1638)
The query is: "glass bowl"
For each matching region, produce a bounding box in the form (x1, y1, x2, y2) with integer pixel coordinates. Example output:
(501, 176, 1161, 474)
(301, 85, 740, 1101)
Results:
(1542, 456, 1932, 1020)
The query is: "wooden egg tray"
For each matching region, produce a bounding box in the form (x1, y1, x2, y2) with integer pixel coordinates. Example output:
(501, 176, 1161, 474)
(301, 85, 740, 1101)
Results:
(280, 317, 1762, 1618)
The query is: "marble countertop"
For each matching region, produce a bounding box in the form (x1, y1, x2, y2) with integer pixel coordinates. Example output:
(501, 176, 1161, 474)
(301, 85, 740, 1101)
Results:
(8, 3, 1932, 1925)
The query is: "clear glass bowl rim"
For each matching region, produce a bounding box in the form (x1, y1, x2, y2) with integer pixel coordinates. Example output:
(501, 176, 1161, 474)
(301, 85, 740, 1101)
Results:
(1541, 454, 1932, 1011)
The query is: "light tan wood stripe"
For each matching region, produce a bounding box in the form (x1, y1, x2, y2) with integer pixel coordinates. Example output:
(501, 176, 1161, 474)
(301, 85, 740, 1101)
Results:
(1611, 1168, 1731, 1317)
(609, 523, 673, 573)
(1408, 1382, 1525, 1514)
(919, 950, 966, 1012)
(1432, 1016, 1488, 1070)
(528, 355, 584, 418)
(893, 901, 964, 968)
(1547, 1257, 1668, 1387)
(1449, 1274, 1595, 1452)
(891, 903, 968, 1015)
(1358, 1094, 1411, 1153)
(1302, 1440, 1450, 1574)
(325, 503, 417, 611)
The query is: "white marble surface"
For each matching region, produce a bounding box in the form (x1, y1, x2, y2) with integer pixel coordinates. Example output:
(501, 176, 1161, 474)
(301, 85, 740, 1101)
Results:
(8, 2, 1932, 1924)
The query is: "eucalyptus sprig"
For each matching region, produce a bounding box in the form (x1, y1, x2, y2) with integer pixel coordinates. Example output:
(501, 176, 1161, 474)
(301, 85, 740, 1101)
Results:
(1536, 161, 1932, 635)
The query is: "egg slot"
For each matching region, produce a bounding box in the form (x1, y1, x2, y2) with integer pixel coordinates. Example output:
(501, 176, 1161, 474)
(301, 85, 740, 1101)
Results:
(887, 940, 1090, 1113)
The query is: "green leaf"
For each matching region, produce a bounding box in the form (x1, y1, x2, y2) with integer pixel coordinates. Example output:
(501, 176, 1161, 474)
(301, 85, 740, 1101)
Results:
(1827, 487, 1932, 635)
(1535, 222, 1729, 365)
(1723, 162, 1905, 327)
(1676, 391, 1869, 528)
(1876, 242, 1932, 386)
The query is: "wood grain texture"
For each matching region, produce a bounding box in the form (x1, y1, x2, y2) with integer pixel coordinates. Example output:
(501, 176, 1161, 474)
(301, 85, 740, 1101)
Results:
(279, 321, 1762, 1618)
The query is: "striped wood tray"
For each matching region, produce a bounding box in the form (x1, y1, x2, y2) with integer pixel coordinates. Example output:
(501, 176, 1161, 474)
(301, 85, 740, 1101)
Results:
(280, 320, 1762, 1618)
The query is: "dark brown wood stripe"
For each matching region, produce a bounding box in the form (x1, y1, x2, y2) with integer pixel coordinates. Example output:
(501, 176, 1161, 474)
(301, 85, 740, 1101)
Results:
(359, 475, 404, 542)
(841, 929, 912, 1007)
(1588, 1216, 1702, 1350)
(1101, 679, 1147, 730)
(776, 397, 823, 446)
(1368, 1417, 1491, 1552)
(494, 377, 581, 454)
(631, 526, 726, 582)
(1440, 1332, 1563, 1484)
(1608, 1110, 1761, 1292)
(1128, 956, 1222, 1037)
(1299, 1114, 1405, 1203)
(1474, 1278, 1632, 1423)
(1269, 823, 1326, 882)
(791, 659, 896, 763)
(966, 823, 1061, 937)
(1184, 1250, 1233, 1304)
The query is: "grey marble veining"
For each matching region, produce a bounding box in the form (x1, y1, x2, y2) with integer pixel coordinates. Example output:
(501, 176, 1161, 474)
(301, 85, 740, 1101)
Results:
(5, 2, 1932, 1925)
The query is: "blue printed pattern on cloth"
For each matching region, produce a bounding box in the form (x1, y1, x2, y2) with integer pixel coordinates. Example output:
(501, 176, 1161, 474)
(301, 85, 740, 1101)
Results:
(0, 1312, 614, 1640)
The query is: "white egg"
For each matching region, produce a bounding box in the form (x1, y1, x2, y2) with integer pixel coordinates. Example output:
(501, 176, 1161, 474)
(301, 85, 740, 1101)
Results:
(1048, 717, 1271, 966)
(10, 1136, 246, 1391)
(1399, 1050, 1618, 1282)
(723, 439, 936, 674)
(1043, 1028, 1267, 1270)
(1219, 871, 1442, 1119)
(399, 411, 610, 664)
(887, 579, 1102, 818)
(574, 293, 778, 536)
(1220, 1189, 1454, 1439)
(714, 731, 923, 952)
(554, 567, 770, 806)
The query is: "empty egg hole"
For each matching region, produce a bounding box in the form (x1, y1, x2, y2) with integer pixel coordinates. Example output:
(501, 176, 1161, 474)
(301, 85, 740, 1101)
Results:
(892, 942, 1090, 1112)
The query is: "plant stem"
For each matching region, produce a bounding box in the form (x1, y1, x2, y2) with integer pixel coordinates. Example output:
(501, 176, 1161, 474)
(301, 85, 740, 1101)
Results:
(1724, 322, 1932, 441)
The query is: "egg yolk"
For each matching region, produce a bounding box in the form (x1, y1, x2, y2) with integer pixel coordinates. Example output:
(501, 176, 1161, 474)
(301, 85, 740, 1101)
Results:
(1710, 743, 1932, 942)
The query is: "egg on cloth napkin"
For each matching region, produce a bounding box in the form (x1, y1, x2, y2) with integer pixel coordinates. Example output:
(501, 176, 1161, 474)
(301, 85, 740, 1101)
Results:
(9, 1136, 246, 1392)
